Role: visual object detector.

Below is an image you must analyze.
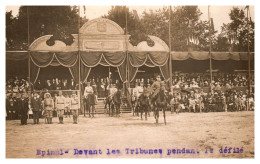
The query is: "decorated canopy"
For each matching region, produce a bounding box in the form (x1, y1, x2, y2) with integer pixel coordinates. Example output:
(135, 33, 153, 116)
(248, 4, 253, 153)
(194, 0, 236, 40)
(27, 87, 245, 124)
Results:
(6, 18, 254, 84)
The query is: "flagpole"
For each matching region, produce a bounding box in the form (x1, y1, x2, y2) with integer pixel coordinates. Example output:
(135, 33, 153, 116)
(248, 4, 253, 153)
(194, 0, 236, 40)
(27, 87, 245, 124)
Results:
(27, 6, 31, 104)
(78, 6, 82, 116)
(168, 6, 172, 90)
(125, 6, 129, 96)
(246, 6, 251, 95)
(208, 6, 213, 86)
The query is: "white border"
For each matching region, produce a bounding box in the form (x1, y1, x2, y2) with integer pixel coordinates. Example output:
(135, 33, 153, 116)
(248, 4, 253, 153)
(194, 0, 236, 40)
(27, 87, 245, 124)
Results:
(1, 1, 259, 164)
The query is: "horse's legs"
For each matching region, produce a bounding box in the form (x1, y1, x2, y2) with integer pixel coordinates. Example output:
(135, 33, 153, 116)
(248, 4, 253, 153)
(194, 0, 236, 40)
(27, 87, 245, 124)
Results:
(163, 108, 166, 125)
(145, 105, 148, 120)
(140, 106, 143, 120)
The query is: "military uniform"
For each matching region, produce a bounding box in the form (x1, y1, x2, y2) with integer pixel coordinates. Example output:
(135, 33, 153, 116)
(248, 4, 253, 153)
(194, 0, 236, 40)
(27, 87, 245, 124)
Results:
(31, 95, 42, 124)
(44, 93, 54, 124)
(71, 93, 79, 124)
(151, 81, 161, 98)
(56, 94, 65, 124)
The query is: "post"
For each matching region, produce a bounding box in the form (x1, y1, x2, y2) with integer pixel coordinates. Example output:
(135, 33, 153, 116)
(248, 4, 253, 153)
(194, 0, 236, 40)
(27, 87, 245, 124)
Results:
(208, 6, 213, 84)
(27, 6, 31, 104)
(125, 6, 129, 96)
(78, 6, 82, 116)
(246, 6, 251, 95)
(168, 6, 173, 90)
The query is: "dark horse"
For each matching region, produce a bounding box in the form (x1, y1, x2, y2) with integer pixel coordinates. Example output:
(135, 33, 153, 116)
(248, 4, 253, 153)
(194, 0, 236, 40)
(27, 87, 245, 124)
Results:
(85, 94, 96, 118)
(131, 95, 139, 116)
(138, 93, 150, 120)
(154, 89, 167, 124)
(109, 90, 121, 117)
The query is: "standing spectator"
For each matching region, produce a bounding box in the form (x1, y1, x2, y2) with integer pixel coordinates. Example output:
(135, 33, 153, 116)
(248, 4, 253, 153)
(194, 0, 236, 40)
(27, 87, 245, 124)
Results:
(31, 92, 42, 124)
(61, 79, 69, 90)
(17, 93, 29, 125)
(35, 80, 43, 90)
(43, 93, 54, 124)
(69, 78, 76, 90)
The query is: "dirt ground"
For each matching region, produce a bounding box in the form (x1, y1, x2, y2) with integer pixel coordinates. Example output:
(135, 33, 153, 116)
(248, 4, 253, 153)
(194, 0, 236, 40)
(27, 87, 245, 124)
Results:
(6, 111, 254, 158)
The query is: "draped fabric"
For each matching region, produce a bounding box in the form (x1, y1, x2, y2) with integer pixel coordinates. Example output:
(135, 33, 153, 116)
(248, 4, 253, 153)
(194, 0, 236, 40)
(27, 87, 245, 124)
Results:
(80, 52, 126, 67)
(69, 59, 79, 84)
(29, 52, 79, 83)
(30, 59, 40, 84)
(117, 59, 127, 83)
(171, 51, 254, 61)
(80, 62, 91, 83)
(128, 51, 169, 82)
(80, 51, 126, 82)
(129, 52, 168, 67)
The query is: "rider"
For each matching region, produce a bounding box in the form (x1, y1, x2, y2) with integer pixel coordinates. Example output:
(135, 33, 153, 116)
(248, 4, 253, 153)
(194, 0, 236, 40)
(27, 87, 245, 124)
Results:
(84, 82, 94, 114)
(151, 75, 162, 106)
(84, 82, 94, 98)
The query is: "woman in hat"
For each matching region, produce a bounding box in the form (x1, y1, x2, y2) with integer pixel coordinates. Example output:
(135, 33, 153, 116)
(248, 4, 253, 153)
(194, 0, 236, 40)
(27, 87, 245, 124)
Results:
(43, 93, 54, 124)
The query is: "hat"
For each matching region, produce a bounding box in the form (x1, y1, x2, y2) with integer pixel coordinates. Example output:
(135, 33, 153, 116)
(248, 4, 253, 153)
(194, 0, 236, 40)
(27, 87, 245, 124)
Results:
(44, 93, 51, 99)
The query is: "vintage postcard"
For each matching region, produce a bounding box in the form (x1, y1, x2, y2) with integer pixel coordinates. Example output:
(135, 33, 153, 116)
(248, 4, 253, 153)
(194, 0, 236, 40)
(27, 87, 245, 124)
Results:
(5, 4, 255, 159)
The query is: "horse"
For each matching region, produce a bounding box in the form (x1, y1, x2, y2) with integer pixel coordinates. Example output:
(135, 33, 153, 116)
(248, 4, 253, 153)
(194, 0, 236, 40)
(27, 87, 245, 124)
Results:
(110, 90, 121, 117)
(138, 93, 150, 120)
(153, 89, 167, 124)
(85, 93, 96, 117)
(131, 95, 139, 116)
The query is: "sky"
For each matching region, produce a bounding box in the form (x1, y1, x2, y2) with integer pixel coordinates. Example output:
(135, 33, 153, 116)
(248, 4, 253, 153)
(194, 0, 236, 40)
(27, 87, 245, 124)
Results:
(6, 6, 254, 34)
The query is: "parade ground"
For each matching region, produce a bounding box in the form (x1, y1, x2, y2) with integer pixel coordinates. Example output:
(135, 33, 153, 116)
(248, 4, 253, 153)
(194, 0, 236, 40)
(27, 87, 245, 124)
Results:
(6, 111, 254, 158)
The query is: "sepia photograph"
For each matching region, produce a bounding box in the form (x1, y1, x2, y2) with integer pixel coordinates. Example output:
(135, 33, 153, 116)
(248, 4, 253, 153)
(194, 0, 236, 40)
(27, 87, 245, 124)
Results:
(5, 3, 255, 159)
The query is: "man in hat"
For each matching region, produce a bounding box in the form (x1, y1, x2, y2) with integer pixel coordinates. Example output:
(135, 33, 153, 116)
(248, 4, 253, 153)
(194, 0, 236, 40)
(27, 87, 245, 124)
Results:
(17, 93, 29, 125)
(43, 93, 54, 124)
(71, 91, 79, 124)
(31, 92, 42, 124)
(55, 91, 65, 124)
(151, 75, 161, 98)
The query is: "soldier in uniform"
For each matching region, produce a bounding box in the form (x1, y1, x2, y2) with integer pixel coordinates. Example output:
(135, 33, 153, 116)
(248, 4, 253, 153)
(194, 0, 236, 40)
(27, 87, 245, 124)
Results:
(31, 92, 42, 124)
(55, 91, 65, 124)
(43, 93, 54, 124)
(151, 75, 161, 98)
(71, 92, 79, 124)
(64, 94, 71, 118)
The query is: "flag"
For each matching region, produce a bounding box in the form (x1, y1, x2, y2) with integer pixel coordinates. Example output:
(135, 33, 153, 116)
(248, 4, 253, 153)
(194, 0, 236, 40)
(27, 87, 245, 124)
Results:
(83, 5, 86, 14)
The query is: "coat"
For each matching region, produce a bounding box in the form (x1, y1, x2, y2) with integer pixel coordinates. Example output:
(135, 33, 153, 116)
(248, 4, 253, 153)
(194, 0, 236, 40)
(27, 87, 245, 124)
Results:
(31, 97, 42, 111)
(17, 98, 29, 115)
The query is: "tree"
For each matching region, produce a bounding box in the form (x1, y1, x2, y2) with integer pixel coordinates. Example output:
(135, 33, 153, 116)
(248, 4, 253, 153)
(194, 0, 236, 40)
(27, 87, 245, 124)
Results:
(6, 6, 86, 50)
(218, 7, 254, 52)
(103, 6, 149, 46)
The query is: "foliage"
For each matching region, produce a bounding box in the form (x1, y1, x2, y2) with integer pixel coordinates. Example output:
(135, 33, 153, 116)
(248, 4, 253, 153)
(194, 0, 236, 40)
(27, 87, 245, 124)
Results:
(6, 6, 87, 50)
(218, 7, 254, 52)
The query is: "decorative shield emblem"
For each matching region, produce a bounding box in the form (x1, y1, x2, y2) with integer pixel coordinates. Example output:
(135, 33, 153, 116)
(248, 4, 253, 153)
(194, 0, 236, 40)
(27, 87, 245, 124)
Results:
(97, 22, 106, 32)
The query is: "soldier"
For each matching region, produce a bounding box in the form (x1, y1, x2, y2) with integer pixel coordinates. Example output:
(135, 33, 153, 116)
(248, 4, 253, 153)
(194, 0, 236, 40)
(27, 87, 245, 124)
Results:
(151, 75, 161, 98)
(17, 93, 29, 125)
(71, 92, 79, 124)
(31, 92, 42, 124)
(64, 94, 71, 118)
(43, 93, 54, 124)
(55, 91, 65, 124)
